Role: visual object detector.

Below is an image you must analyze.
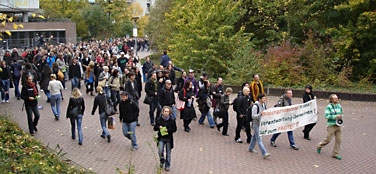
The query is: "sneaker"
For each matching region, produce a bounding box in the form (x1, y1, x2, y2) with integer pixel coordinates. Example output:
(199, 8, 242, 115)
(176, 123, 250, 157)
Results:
(165, 167, 170, 171)
(291, 145, 299, 150)
(199, 122, 204, 125)
(54, 115, 59, 121)
(333, 155, 342, 160)
(131, 146, 138, 151)
(263, 153, 271, 159)
(100, 135, 106, 138)
(236, 138, 243, 143)
(317, 148, 321, 154)
(1, 100, 4, 103)
(210, 126, 215, 129)
(270, 141, 277, 147)
(249, 149, 258, 154)
(5, 100, 9, 103)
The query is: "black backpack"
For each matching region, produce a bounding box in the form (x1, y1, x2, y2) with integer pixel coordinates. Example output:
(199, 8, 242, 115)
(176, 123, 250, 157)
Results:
(232, 96, 241, 112)
(246, 104, 260, 122)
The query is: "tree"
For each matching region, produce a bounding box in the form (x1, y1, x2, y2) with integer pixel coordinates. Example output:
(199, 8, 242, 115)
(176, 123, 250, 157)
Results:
(158, 0, 247, 76)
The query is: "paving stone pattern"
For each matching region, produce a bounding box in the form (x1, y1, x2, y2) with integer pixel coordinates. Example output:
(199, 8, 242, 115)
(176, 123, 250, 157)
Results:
(1, 80, 375, 173)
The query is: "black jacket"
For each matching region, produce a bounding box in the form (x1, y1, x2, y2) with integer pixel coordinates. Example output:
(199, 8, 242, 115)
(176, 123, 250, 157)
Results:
(119, 99, 139, 123)
(236, 95, 251, 116)
(145, 78, 158, 98)
(159, 87, 175, 107)
(92, 93, 111, 115)
(153, 115, 177, 149)
(69, 63, 81, 79)
(124, 79, 140, 100)
(66, 97, 85, 118)
(303, 92, 315, 103)
(21, 83, 39, 106)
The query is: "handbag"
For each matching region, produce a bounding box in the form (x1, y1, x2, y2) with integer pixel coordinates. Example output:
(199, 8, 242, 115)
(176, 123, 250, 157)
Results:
(98, 79, 106, 87)
(69, 106, 79, 119)
(143, 95, 153, 105)
(108, 116, 116, 129)
(105, 95, 116, 116)
(176, 89, 186, 111)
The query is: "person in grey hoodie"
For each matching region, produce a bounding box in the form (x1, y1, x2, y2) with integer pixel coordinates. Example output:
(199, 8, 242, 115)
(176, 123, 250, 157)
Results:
(248, 93, 271, 159)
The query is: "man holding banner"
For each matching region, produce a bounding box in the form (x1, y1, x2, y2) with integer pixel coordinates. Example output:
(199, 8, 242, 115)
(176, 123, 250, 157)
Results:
(248, 94, 271, 159)
(270, 89, 300, 150)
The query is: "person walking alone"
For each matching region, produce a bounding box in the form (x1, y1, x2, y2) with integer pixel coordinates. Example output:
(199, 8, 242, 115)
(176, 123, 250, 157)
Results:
(317, 94, 343, 160)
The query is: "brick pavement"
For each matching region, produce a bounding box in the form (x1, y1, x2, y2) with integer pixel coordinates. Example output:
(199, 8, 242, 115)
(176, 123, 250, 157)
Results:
(1, 79, 376, 173)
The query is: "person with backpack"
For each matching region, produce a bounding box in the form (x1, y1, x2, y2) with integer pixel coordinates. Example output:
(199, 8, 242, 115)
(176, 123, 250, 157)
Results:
(235, 87, 252, 144)
(270, 89, 299, 150)
(248, 93, 271, 159)
(11, 59, 22, 100)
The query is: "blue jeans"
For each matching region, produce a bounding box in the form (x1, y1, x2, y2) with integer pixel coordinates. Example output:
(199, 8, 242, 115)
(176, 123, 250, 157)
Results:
(249, 124, 268, 156)
(70, 114, 83, 144)
(71, 77, 80, 90)
(99, 112, 110, 137)
(198, 110, 215, 127)
(270, 131, 295, 146)
(50, 94, 61, 118)
(149, 98, 161, 124)
(25, 104, 40, 134)
(158, 140, 172, 168)
(104, 86, 111, 98)
(44, 90, 51, 101)
(122, 121, 138, 148)
(111, 90, 120, 111)
(13, 78, 20, 98)
(1, 79, 10, 100)
(171, 105, 177, 120)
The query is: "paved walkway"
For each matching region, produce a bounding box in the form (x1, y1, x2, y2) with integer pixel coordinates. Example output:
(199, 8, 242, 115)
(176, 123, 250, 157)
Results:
(1, 77, 376, 173)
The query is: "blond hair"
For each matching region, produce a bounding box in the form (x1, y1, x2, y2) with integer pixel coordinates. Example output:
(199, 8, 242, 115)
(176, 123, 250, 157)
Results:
(71, 88, 82, 98)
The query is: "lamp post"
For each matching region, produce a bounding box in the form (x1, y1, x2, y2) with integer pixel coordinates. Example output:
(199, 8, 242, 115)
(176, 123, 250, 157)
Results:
(132, 16, 140, 56)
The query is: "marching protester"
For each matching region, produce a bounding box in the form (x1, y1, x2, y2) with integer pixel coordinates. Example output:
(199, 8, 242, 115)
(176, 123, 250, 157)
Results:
(154, 106, 177, 171)
(302, 85, 316, 140)
(159, 80, 176, 120)
(10, 59, 22, 100)
(119, 91, 139, 151)
(270, 89, 299, 150)
(66, 88, 85, 145)
(250, 74, 264, 103)
(197, 80, 215, 128)
(48, 74, 64, 120)
(317, 94, 343, 160)
(179, 80, 197, 132)
(91, 86, 112, 143)
(235, 87, 252, 144)
(216, 87, 233, 136)
(21, 74, 40, 136)
(248, 93, 271, 159)
(0, 60, 11, 103)
(145, 71, 161, 126)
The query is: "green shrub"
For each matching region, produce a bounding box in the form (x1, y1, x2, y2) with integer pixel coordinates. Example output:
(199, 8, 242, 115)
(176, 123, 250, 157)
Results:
(0, 115, 92, 173)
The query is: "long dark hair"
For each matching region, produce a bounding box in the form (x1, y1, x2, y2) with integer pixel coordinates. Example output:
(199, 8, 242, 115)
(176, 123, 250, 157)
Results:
(183, 80, 191, 89)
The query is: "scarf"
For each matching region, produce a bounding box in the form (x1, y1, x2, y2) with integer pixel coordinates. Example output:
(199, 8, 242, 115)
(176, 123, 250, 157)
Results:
(162, 115, 170, 121)
(27, 82, 38, 96)
(151, 78, 157, 91)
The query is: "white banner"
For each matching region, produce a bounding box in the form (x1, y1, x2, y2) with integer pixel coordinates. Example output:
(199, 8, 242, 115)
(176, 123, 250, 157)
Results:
(259, 99, 318, 136)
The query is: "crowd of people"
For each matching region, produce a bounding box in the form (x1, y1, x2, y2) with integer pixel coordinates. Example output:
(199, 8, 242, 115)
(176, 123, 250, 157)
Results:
(0, 37, 344, 172)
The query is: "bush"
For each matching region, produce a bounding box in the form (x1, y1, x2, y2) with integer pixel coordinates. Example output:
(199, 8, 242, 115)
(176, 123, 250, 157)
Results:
(0, 114, 92, 173)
